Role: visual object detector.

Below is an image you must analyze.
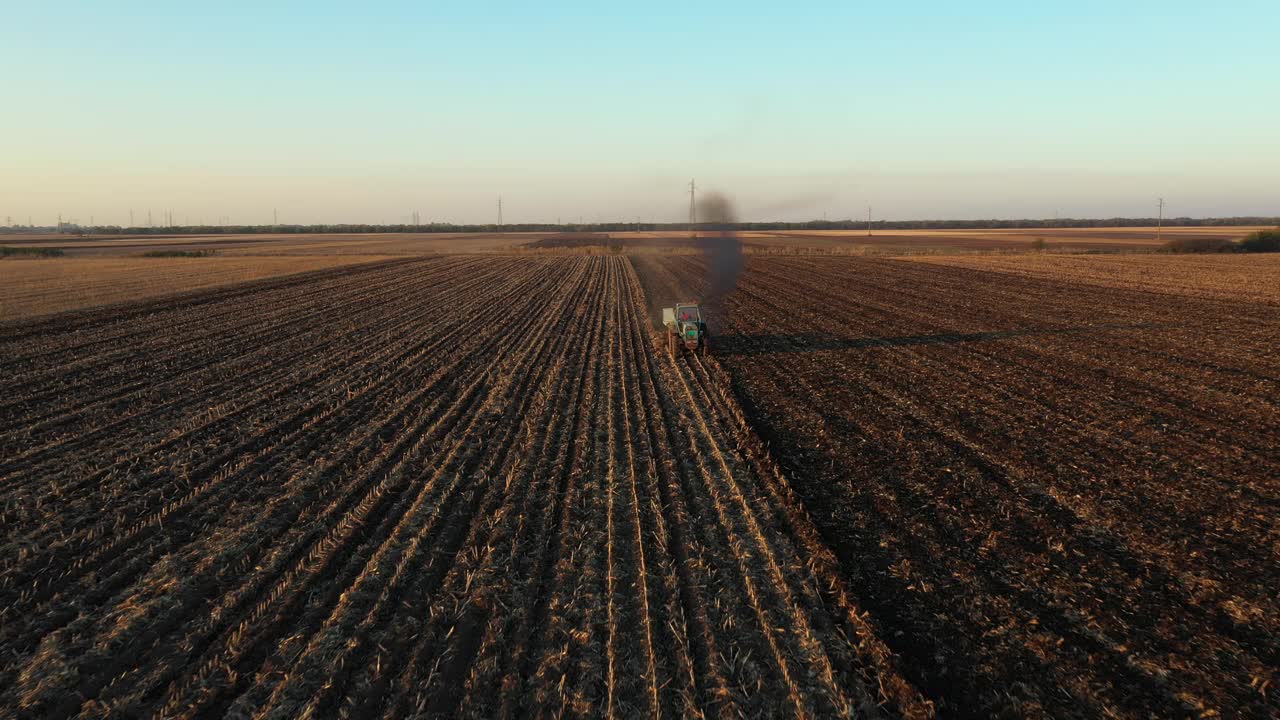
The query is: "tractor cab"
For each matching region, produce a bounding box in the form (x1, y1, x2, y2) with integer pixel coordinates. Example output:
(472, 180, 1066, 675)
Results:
(662, 302, 709, 356)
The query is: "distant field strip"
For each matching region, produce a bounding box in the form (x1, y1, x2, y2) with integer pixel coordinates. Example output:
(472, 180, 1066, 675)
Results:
(0, 255, 390, 320)
(905, 252, 1280, 304)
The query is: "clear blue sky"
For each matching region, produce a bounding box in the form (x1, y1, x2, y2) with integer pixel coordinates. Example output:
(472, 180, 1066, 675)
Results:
(2, 1, 1277, 225)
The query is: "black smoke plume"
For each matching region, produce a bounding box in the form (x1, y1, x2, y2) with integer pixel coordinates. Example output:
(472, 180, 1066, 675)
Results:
(696, 192, 743, 329)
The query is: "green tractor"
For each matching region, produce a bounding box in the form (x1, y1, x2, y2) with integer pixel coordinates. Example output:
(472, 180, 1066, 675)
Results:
(663, 301, 709, 356)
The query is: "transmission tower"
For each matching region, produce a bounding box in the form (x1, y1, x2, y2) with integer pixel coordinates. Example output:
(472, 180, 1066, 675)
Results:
(1156, 198, 1165, 243)
(498, 196, 503, 226)
(867, 206, 872, 237)
(688, 179, 697, 237)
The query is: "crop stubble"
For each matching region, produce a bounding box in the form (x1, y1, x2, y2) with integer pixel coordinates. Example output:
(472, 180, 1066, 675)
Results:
(0, 255, 393, 320)
(632, 254, 1279, 717)
(0, 256, 929, 718)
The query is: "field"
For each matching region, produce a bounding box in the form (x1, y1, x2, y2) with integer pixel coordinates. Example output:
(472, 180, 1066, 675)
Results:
(737, 226, 1265, 253)
(906, 252, 1280, 304)
(0, 256, 929, 718)
(0, 255, 390, 320)
(633, 253, 1279, 716)
(2, 225, 1266, 258)
(0, 233, 525, 257)
(616, 226, 1264, 254)
(3, 243, 1276, 718)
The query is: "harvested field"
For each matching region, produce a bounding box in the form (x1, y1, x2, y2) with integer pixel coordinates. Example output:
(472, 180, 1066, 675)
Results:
(906, 252, 1280, 305)
(746, 227, 1266, 253)
(615, 227, 1267, 254)
(523, 233, 696, 254)
(5, 226, 1267, 258)
(633, 255, 1280, 717)
(0, 255, 390, 320)
(0, 256, 930, 718)
(2, 233, 533, 257)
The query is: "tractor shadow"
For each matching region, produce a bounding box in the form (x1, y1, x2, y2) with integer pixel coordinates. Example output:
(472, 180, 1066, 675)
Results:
(713, 322, 1168, 356)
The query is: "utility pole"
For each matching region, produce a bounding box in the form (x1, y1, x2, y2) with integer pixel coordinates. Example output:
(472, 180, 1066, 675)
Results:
(688, 178, 697, 237)
(57, 213, 62, 230)
(148, 210, 153, 227)
(129, 209, 134, 227)
(867, 206, 872, 237)
(498, 196, 503, 227)
(274, 208, 278, 226)
(1156, 198, 1165, 243)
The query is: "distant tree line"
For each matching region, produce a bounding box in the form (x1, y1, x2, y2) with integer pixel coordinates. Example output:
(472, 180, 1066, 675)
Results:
(3, 217, 1278, 236)
(1166, 228, 1280, 253)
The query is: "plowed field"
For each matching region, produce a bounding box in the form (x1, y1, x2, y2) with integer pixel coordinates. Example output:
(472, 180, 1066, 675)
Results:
(633, 255, 1279, 717)
(1, 256, 930, 718)
(0, 255, 390, 320)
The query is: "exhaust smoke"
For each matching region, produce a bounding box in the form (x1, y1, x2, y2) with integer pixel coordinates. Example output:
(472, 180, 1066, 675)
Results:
(696, 192, 743, 329)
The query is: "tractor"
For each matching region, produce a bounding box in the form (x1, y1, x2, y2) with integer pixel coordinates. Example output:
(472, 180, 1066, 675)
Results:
(663, 302, 709, 356)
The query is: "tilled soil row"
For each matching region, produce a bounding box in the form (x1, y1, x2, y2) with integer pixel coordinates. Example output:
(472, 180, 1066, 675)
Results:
(631, 254, 1279, 718)
(1, 255, 928, 718)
